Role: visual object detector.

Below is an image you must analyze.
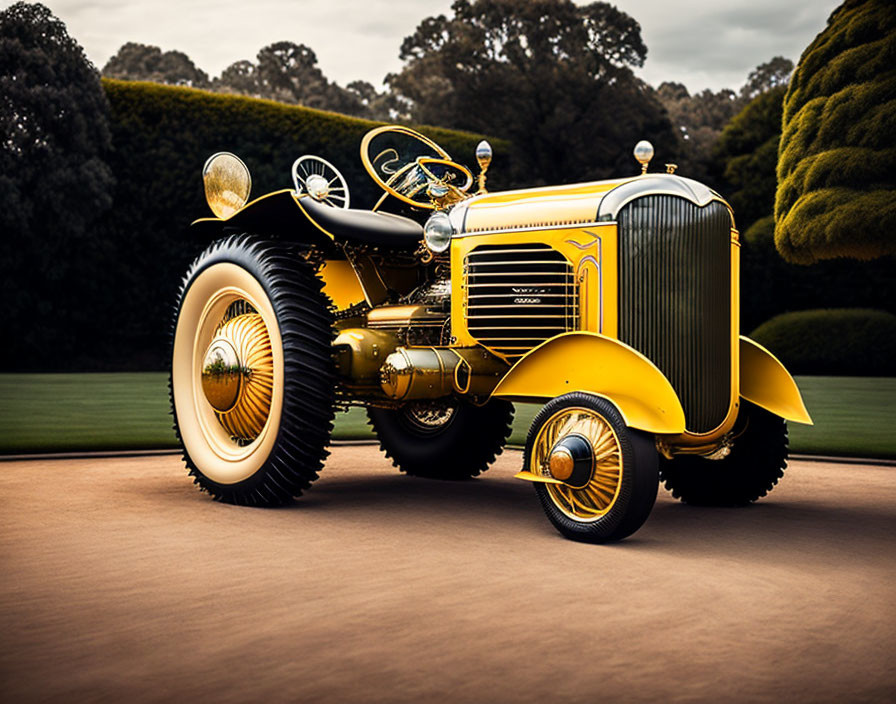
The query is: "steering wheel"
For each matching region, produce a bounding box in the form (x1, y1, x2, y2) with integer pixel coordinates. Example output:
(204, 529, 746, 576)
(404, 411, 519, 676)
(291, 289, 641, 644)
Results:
(360, 126, 473, 209)
(292, 155, 350, 209)
(415, 157, 473, 201)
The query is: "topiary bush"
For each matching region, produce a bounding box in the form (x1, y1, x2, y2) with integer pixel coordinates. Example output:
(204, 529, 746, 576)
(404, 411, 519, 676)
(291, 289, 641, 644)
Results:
(775, 0, 896, 264)
(749, 308, 896, 376)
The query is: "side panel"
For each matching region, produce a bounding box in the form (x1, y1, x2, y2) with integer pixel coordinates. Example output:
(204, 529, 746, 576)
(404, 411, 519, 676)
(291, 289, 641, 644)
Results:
(740, 336, 812, 424)
(319, 260, 366, 310)
(490, 332, 686, 434)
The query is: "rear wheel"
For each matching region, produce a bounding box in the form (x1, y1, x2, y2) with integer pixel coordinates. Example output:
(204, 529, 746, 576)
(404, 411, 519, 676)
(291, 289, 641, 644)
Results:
(170, 234, 335, 505)
(367, 398, 513, 479)
(660, 401, 788, 506)
(524, 393, 658, 543)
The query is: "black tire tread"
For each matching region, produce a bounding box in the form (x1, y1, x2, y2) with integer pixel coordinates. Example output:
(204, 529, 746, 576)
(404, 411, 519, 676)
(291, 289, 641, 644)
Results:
(169, 234, 335, 506)
(367, 400, 514, 480)
(659, 401, 789, 506)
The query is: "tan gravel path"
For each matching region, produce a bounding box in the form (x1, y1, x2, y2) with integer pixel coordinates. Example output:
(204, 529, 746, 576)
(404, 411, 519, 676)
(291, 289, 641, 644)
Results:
(1, 447, 894, 703)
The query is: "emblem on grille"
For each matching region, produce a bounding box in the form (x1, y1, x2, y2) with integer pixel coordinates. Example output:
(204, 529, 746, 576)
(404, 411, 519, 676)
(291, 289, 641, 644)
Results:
(513, 286, 545, 304)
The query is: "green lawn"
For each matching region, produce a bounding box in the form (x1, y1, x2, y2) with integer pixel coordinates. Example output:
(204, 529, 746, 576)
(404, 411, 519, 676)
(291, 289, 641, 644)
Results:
(1, 374, 893, 458)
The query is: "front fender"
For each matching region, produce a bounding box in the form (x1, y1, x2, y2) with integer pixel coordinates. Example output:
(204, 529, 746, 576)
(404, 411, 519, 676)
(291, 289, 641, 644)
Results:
(490, 332, 686, 434)
(740, 336, 812, 425)
(191, 189, 335, 246)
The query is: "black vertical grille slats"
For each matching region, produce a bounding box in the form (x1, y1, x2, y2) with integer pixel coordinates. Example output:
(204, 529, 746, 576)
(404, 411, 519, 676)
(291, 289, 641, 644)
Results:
(465, 244, 577, 358)
(618, 196, 732, 434)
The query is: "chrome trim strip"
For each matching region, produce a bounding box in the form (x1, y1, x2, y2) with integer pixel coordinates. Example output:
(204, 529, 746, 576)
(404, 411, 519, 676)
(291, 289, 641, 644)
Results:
(452, 220, 612, 238)
(569, 229, 603, 333)
(597, 175, 729, 222)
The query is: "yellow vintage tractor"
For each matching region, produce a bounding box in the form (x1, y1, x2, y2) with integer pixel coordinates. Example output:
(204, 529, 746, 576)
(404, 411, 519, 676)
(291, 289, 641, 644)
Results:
(170, 125, 811, 543)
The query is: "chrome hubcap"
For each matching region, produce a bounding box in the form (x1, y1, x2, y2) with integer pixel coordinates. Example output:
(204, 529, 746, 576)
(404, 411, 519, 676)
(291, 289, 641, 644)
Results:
(201, 338, 244, 412)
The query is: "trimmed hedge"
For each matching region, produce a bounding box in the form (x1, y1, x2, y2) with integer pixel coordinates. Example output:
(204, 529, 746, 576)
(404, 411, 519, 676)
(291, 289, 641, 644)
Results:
(749, 308, 896, 376)
(740, 215, 896, 331)
(22, 80, 502, 371)
(775, 0, 896, 263)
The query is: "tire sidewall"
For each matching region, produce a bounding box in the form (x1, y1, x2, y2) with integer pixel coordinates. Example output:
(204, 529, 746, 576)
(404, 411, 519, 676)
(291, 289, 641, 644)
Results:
(171, 235, 333, 498)
(525, 392, 658, 542)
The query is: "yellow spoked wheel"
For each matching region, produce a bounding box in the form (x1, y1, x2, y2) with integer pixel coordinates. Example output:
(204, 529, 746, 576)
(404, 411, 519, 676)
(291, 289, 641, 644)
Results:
(524, 392, 659, 543)
(205, 311, 275, 442)
(170, 234, 335, 505)
(531, 408, 624, 521)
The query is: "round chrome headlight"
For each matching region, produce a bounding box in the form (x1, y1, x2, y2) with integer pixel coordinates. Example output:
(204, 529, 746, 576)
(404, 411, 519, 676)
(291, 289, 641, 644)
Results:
(203, 152, 251, 219)
(423, 211, 453, 253)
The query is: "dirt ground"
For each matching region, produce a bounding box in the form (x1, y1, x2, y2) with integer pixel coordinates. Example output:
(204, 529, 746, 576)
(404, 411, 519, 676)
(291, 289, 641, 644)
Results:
(1, 446, 893, 703)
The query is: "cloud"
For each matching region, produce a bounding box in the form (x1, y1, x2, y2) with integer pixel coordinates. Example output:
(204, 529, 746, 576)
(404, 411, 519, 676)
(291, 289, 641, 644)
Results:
(628, 0, 840, 91)
(47, 0, 839, 92)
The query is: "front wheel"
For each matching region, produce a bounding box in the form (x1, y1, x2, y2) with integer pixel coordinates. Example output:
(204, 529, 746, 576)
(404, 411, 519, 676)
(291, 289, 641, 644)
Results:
(524, 393, 659, 543)
(170, 234, 335, 505)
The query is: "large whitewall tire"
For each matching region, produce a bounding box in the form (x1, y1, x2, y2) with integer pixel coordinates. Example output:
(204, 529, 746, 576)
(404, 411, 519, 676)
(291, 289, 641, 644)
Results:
(170, 234, 335, 505)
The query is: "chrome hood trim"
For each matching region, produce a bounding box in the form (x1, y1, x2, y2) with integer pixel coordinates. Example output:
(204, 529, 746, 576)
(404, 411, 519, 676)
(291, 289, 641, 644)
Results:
(597, 174, 729, 222)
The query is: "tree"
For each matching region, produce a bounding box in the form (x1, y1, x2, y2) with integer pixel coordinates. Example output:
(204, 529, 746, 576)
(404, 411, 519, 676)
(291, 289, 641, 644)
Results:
(714, 86, 787, 230)
(739, 56, 793, 102)
(213, 59, 261, 98)
(255, 41, 333, 107)
(776, 0, 896, 263)
(212, 41, 375, 117)
(102, 42, 209, 88)
(0, 2, 114, 366)
(387, 0, 675, 185)
(656, 82, 741, 183)
(345, 80, 406, 121)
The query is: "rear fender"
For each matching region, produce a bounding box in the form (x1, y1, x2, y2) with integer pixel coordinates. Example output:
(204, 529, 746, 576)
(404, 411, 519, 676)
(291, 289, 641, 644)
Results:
(740, 336, 812, 424)
(190, 189, 334, 247)
(490, 332, 686, 434)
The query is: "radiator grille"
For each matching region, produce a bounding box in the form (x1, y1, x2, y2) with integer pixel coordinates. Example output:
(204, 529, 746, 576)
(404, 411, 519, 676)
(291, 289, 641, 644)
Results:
(618, 196, 732, 434)
(465, 244, 577, 359)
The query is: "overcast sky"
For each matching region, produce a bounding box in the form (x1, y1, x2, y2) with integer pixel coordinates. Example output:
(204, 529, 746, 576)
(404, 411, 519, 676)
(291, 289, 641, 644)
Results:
(40, 0, 840, 93)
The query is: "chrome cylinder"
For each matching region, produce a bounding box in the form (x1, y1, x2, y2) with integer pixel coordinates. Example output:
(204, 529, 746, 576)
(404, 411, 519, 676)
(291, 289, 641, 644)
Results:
(333, 328, 400, 389)
(380, 346, 509, 400)
(380, 347, 458, 400)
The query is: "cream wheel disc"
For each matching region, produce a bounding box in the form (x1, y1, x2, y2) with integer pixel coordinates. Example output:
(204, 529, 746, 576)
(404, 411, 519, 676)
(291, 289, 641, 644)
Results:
(172, 262, 284, 485)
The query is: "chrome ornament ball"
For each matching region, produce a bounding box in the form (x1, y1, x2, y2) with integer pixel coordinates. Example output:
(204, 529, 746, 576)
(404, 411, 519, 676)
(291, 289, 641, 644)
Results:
(633, 140, 654, 172)
(305, 174, 330, 201)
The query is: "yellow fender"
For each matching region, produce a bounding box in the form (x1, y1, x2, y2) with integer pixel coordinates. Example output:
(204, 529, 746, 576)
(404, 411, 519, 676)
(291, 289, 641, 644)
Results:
(740, 336, 813, 425)
(490, 332, 686, 434)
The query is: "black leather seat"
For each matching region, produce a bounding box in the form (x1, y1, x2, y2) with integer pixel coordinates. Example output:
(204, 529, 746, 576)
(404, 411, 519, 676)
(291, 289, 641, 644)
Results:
(298, 195, 423, 248)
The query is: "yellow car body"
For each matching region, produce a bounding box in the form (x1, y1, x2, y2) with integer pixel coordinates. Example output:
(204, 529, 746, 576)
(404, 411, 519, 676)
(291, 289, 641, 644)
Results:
(175, 125, 810, 542)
